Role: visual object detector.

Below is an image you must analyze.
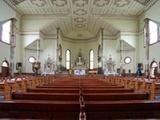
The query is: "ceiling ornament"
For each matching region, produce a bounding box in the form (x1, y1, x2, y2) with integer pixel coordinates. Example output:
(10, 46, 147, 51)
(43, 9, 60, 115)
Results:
(30, 0, 47, 7)
(10, 0, 26, 5)
(93, 0, 110, 7)
(76, 24, 85, 28)
(73, 9, 87, 16)
(51, 0, 67, 7)
(74, 17, 86, 23)
(72, 0, 88, 7)
(114, 0, 130, 7)
(134, 0, 151, 6)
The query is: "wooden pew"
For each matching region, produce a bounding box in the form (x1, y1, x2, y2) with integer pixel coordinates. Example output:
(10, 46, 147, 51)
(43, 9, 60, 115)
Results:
(27, 88, 134, 93)
(0, 100, 79, 119)
(12, 92, 149, 101)
(12, 92, 79, 101)
(37, 85, 125, 89)
(83, 92, 149, 101)
(85, 100, 160, 119)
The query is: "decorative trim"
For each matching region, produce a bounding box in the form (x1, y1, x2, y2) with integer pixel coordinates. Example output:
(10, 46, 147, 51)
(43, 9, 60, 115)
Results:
(93, 0, 110, 7)
(30, 0, 47, 7)
(114, 0, 130, 7)
(75, 24, 86, 28)
(72, 0, 88, 7)
(51, 0, 67, 7)
(10, 0, 26, 5)
(74, 17, 86, 23)
(73, 9, 87, 16)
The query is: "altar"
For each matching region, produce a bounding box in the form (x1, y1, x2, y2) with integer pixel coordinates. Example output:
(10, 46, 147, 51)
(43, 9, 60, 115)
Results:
(72, 49, 87, 75)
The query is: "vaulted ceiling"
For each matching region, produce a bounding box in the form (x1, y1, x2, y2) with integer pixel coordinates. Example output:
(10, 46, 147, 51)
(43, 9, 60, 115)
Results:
(4, 0, 158, 40)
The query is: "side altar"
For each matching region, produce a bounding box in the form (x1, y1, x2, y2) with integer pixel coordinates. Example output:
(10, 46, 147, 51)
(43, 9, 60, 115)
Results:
(71, 49, 87, 75)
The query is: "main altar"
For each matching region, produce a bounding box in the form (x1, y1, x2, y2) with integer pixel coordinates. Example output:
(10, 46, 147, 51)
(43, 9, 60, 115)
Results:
(72, 49, 87, 75)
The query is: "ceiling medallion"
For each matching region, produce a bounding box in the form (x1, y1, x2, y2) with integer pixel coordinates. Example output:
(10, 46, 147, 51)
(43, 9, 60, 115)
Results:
(11, 0, 26, 5)
(30, 0, 47, 7)
(74, 17, 86, 23)
(51, 0, 67, 7)
(72, 0, 88, 7)
(93, 0, 110, 7)
(114, 0, 130, 7)
(73, 9, 87, 16)
(75, 24, 85, 28)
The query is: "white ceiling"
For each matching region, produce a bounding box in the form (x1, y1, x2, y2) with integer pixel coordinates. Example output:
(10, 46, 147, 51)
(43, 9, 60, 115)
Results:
(4, 0, 158, 40)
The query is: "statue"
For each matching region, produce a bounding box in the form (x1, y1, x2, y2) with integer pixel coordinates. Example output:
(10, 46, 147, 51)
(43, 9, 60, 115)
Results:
(32, 62, 41, 75)
(75, 49, 85, 66)
(44, 55, 55, 75)
(150, 58, 158, 79)
(104, 55, 116, 75)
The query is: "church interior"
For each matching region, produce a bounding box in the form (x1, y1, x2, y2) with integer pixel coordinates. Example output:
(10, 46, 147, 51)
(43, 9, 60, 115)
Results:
(1, 0, 160, 119)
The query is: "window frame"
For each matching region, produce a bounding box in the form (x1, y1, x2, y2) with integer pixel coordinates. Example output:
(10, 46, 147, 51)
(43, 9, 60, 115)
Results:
(65, 49, 71, 70)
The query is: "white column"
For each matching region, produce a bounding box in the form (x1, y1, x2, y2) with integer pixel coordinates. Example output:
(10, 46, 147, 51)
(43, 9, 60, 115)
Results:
(10, 18, 17, 77)
(144, 18, 150, 78)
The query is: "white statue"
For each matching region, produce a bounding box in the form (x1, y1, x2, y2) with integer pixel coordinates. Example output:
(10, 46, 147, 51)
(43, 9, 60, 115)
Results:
(104, 55, 116, 75)
(44, 55, 55, 75)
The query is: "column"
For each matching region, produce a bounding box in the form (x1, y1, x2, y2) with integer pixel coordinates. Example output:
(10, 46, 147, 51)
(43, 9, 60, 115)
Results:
(144, 18, 150, 78)
(56, 27, 60, 72)
(101, 28, 104, 70)
(10, 18, 17, 78)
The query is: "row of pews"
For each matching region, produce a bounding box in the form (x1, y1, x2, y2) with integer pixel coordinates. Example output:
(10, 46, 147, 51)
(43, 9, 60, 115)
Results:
(0, 75, 160, 119)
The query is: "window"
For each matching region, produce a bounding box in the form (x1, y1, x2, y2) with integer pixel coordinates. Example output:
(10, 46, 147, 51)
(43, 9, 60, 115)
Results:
(89, 50, 94, 69)
(28, 56, 36, 63)
(149, 20, 158, 44)
(124, 56, 131, 64)
(1, 20, 11, 44)
(66, 49, 71, 70)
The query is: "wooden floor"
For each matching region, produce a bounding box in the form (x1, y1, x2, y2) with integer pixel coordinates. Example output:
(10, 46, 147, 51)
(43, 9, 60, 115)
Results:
(0, 75, 160, 119)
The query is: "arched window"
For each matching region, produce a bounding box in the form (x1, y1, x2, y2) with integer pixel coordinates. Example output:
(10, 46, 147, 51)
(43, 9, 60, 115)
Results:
(66, 49, 71, 70)
(89, 50, 94, 69)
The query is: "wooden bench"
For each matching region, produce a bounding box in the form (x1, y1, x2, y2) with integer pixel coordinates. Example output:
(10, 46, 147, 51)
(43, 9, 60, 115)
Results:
(12, 92, 79, 101)
(85, 100, 160, 119)
(0, 100, 79, 119)
(12, 92, 149, 101)
(27, 88, 134, 93)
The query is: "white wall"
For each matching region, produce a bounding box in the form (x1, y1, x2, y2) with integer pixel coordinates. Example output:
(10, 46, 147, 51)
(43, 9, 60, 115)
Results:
(61, 39, 98, 69)
(24, 39, 57, 73)
(0, 0, 21, 73)
(138, 1, 160, 72)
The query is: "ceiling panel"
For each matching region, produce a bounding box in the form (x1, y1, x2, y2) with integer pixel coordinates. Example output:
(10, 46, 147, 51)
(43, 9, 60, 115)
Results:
(4, 0, 158, 40)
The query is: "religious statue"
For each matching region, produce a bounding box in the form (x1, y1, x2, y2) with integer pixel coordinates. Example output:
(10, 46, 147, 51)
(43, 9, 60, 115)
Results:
(32, 62, 41, 75)
(150, 58, 158, 79)
(75, 49, 85, 66)
(44, 55, 55, 75)
(104, 55, 116, 75)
